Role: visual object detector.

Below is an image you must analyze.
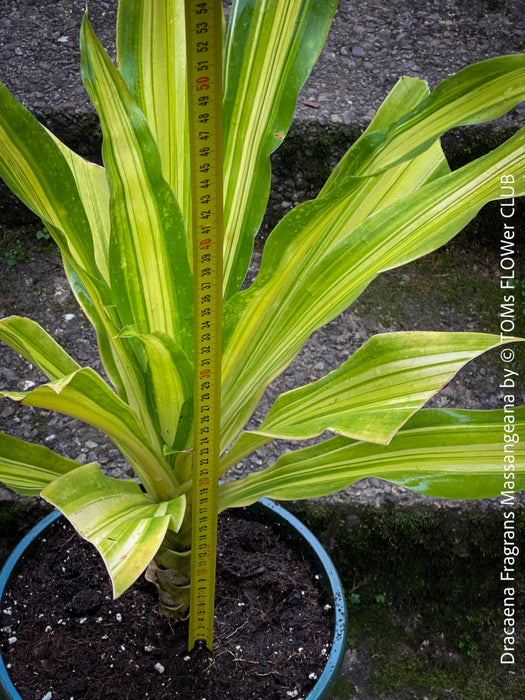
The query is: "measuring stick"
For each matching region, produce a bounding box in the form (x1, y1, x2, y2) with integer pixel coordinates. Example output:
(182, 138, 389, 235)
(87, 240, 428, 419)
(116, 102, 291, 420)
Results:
(185, 0, 223, 652)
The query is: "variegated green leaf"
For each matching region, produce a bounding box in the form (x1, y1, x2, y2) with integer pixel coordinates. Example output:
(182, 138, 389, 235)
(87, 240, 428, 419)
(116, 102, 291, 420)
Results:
(134, 331, 194, 450)
(51, 136, 111, 283)
(326, 53, 525, 185)
(251, 332, 521, 444)
(0, 432, 81, 496)
(219, 408, 525, 509)
(0, 313, 145, 447)
(220, 126, 525, 448)
(80, 14, 193, 356)
(13, 113, 132, 407)
(0, 367, 177, 500)
(42, 463, 186, 597)
(38, 138, 127, 397)
(63, 263, 176, 452)
(0, 82, 97, 276)
(222, 0, 338, 298)
(117, 0, 191, 226)
(0, 316, 80, 381)
(62, 261, 128, 400)
(320, 76, 450, 201)
(297, 79, 450, 267)
(220, 429, 268, 475)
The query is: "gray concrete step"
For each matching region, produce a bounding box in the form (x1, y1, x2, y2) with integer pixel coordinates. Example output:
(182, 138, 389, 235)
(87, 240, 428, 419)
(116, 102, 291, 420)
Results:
(0, 0, 523, 225)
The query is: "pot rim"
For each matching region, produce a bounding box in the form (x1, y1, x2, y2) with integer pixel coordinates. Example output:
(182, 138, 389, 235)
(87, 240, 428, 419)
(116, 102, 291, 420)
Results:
(0, 500, 347, 700)
(258, 498, 348, 699)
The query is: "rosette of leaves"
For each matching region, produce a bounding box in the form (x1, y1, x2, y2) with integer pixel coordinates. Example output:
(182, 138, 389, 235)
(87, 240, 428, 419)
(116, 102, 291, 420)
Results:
(0, 0, 524, 617)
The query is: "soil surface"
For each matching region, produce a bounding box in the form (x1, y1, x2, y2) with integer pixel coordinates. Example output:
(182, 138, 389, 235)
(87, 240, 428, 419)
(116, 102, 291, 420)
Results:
(0, 510, 334, 700)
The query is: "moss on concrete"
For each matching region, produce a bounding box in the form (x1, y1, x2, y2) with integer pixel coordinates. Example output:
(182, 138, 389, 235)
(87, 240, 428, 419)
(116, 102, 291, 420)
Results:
(274, 123, 363, 191)
(286, 500, 524, 698)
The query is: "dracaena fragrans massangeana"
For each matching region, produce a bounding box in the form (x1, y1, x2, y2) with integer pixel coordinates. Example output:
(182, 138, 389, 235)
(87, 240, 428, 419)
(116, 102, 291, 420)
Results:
(0, 0, 524, 618)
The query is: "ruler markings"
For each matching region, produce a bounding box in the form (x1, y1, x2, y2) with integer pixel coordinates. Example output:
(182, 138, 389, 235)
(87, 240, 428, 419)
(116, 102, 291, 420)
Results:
(185, 0, 223, 652)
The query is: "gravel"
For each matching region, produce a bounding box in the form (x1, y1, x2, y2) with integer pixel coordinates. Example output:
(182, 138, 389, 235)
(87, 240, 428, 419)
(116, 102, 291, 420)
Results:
(0, 0, 523, 134)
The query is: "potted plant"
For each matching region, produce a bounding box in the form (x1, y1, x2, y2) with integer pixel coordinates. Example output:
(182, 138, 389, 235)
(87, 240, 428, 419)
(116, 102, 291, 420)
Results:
(0, 0, 524, 696)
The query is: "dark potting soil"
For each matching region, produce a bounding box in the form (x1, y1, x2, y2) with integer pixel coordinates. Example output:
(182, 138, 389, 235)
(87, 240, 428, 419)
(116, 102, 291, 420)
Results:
(0, 509, 334, 700)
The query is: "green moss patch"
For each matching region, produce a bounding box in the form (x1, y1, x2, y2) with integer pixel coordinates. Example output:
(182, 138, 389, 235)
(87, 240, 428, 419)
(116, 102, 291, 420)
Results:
(288, 501, 524, 699)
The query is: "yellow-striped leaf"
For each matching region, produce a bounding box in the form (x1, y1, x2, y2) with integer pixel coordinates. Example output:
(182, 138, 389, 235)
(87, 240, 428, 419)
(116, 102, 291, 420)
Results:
(222, 0, 338, 298)
(219, 408, 525, 509)
(0, 316, 80, 381)
(327, 53, 525, 184)
(220, 126, 525, 448)
(0, 432, 81, 496)
(117, 0, 191, 226)
(320, 76, 451, 201)
(80, 14, 193, 356)
(0, 81, 97, 276)
(51, 136, 111, 283)
(62, 261, 129, 400)
(134, 331, 194, 450)
(0, 367, 177, 500)
(251, 332, 521, 444)
(43, 463, 186, 597)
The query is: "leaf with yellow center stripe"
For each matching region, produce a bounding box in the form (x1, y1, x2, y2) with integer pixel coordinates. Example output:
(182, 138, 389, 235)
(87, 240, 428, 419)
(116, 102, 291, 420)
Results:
(0, 432, 81, 496)
(218, 408, 525, 509)
(220, 126, 525, 449)
(249, 332, 522, 443)
(117, 0, 192, 229)
(50, 135, 111, 283)
(0, 366, 177, 501)
(131, 330, 194, 451)
(0, 81, 97, 278)
(220, 332, 523, 471)
(0, 316, 81, 382)
(80, 13, 193, 357)
(43, 463, 186, 598)
(222, 0, 338, 298)
(333, 54, 525, 181)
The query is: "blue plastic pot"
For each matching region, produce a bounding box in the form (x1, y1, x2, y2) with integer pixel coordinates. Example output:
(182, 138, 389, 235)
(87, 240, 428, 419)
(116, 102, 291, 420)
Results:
(0, 499, 347, 699)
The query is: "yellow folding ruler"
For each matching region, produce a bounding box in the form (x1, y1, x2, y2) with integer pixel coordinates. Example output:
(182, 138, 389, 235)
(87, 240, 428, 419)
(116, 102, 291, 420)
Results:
(185, 0, 223, 652)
